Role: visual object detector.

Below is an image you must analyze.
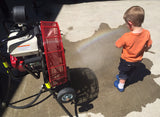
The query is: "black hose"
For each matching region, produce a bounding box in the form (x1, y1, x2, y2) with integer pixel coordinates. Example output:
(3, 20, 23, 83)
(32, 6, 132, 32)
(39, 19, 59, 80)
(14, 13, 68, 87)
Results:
(8, 88, 43, 109)
(28, 93, 52, 107)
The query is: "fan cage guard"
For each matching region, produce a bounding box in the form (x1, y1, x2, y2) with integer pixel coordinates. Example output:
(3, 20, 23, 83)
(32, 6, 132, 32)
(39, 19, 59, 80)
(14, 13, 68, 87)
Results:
(40, 21, 67, 87)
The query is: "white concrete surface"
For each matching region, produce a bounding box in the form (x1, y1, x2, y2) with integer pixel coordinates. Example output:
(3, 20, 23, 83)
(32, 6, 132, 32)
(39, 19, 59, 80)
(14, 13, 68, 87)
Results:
(126, 98, 160, 117)
(61, 112, 105, 117)
(55, 1, 160, 117)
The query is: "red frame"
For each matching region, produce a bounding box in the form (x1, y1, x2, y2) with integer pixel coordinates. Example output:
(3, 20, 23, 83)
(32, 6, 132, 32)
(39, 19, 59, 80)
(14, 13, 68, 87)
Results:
(40, 21, 67, 87)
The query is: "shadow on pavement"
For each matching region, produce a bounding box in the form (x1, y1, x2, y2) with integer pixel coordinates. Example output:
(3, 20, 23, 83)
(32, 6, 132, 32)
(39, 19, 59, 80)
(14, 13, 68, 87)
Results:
(125, 60, 151, 87)
(69, 68, 99, 112)
(1, 0, 119, 22)
(0, 0, 116, 37)
(52, 0, 119, 4)
(0, 71, 25, 117)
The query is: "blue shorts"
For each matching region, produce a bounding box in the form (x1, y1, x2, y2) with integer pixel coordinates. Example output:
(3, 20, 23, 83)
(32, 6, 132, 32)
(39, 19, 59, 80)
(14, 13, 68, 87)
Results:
(118, 58, 140, 80)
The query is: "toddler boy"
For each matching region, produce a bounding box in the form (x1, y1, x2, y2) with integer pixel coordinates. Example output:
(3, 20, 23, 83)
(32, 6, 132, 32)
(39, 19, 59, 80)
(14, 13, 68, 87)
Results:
(114, 6, 152, 92)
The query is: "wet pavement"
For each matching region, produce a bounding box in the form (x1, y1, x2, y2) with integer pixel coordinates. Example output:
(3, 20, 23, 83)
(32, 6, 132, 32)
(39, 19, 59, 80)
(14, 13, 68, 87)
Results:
(1, 0, 160, 117)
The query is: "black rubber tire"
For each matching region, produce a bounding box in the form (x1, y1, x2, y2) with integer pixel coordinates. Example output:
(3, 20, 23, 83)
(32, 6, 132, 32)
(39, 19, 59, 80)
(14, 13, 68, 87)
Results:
(13, 6, 26, 24)
(57, 87, 75, 103)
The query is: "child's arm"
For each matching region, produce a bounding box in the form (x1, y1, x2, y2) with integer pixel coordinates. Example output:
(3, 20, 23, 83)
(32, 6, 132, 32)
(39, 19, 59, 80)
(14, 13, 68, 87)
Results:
(115, 35, 126, 48)
(145, 36, 152, 52)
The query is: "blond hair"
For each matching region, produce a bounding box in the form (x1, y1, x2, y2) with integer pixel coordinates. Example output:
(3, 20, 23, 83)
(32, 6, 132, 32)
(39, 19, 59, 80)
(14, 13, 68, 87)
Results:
(123, 6, 145, 27)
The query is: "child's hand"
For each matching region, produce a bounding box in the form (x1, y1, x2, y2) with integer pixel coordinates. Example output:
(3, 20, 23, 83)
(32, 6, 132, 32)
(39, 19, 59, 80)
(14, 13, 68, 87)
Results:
(145, 45, 152, 52)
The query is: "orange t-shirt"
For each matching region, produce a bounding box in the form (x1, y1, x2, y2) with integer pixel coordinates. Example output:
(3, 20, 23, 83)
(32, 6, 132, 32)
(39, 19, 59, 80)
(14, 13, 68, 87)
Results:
(115, 29, 152, 62)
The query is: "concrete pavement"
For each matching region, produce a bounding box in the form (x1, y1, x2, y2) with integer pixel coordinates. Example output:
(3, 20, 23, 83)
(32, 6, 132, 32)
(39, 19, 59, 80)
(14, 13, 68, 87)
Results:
(1, 0, 160, 117)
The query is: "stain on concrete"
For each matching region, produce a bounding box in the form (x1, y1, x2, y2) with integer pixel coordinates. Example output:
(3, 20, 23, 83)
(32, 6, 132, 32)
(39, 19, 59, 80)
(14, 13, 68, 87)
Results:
(62, 23, 160, 117)
(68, 26, 73, 30)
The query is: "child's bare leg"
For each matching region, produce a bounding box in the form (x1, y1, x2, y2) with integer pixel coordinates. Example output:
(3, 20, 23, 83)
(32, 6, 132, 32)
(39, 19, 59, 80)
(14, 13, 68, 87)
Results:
(114, 77, 126, 92)
(114, 75, 126, 92)
(119, 79, 126, 84)
(118, 79, 125, 90)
